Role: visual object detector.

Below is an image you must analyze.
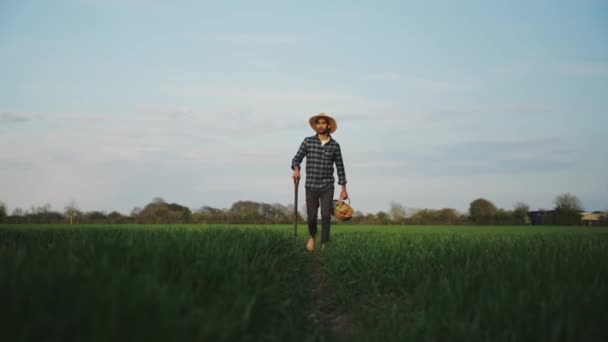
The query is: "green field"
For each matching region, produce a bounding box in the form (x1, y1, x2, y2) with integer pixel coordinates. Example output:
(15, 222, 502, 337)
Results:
(1, 224, 607, 341)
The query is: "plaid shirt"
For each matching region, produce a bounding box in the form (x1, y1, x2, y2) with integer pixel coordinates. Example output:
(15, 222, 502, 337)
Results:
(291, 134, 347, 190)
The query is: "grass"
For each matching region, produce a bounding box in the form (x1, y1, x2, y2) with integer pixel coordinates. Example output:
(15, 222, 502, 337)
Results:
(1, 224, 607, 341)
(323, 231, 608, 341)
(0, 226, 316, 341)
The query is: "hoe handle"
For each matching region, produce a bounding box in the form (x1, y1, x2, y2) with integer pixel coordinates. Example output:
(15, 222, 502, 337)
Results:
(294, 178, 299, 237)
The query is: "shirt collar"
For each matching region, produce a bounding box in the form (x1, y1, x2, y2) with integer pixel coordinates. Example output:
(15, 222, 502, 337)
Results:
(315, 133, 331, 142)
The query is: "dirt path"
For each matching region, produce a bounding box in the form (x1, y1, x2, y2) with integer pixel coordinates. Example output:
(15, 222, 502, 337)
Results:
(309, 253, 356, 338)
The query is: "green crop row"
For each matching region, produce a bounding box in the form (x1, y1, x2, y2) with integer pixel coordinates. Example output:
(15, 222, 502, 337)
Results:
(322, 231, 608, 341)
(0, 226, 317, 341)
(2, 225, 607, 341)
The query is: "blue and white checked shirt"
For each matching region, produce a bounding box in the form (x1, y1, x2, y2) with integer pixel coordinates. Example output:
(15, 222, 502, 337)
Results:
(291, 134, 347, 190)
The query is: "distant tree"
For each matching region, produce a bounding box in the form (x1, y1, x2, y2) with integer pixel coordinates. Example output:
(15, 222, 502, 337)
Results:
(389, 201, 407, 223)
(350, 210, 366, 224)
(299, 204, 307, 221)
(137, 200, 191, 224)
(130, 207, 142, 219)
(167, 203, 192, 223)
(0, 201, 6, 223)
(64, 200, 79, 224)
(376, 211, 391, 225)
(195, 206, 227, 223)
(363, 213, 378, 224)
(5, 207, 24, 224)
(229, 201, 263, 223)
(404, 207, 420, 218)
(28, 203, 62, 223)
(285, 203, 304, 224)
(152, 197, 166, 204)
(513, 201, 530, 225)
(31, 203, 51, 215)
(469, 198, 498, 224)
(554, 193, 584, 212)
(552, 193, 583, 225)
(459, 213, 472, 224)
(108, 211, 131, 224)
(198, 206, 222, 216)
(410, 209, 439, 225)
(85, 211, 108, 224)
(258, 203, 273, 222)
(273, 204, 286, 222)
(137, 205, 165, 224)
(437, 208, 459, 224)
(495, 208, 514, 225)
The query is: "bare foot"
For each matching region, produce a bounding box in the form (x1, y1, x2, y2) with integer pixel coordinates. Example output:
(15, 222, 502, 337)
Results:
(307, 237, 315, 252)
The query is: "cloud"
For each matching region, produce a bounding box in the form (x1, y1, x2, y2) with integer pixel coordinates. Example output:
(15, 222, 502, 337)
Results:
(0, 160, 33, 171)
(350, 138, 578, 176)
(0, 108, 600, 214)
(55, 113, 107, 122)
(400, 102, 557, 124)
(0, 107, 294, 168)
(430, 138, 570, 161)
(0, 111, 36, 124)
(166, 86, 402, 129)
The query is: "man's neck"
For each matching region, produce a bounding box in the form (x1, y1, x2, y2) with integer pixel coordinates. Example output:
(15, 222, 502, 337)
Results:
(317, 133, 330, 141)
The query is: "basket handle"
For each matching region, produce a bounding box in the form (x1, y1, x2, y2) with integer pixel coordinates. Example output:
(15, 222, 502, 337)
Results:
(338, 198, 350, 204)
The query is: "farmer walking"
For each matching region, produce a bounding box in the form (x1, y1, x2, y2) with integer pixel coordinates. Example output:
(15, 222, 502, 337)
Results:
(291, 113, 349, 252)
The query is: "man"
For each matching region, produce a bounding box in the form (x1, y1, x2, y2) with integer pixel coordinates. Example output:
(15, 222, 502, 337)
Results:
(291, 113, 349, 252)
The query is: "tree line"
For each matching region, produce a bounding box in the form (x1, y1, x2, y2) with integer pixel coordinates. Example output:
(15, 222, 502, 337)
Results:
(1, 193, 606, 226)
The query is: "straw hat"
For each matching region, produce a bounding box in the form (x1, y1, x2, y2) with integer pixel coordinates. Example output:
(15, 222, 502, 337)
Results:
(309, 113, 337, 134)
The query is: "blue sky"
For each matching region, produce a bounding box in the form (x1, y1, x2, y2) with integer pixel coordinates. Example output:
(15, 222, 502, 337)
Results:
(1, 0, 607, 215)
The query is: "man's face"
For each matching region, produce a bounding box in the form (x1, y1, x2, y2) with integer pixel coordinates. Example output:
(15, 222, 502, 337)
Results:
(315, 118, 330, 134)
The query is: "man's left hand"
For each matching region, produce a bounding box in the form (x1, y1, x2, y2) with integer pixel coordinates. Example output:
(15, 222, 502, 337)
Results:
(340, 190, 349, 200)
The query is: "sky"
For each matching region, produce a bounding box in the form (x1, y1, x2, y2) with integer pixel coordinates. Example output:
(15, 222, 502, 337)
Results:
(1, 0, 607, 215)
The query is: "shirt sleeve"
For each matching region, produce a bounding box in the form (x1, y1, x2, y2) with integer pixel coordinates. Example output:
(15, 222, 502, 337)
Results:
(335, 143, 347, 185)
(291, 139, 307, 170)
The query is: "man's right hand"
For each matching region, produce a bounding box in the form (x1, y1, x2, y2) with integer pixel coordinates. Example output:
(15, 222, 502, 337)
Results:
(293, 168, 301, 181)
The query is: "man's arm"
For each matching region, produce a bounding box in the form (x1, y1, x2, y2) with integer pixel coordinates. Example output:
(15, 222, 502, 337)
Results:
(291, 140, 307, 171)
(292, 140, 307, 181)
(340, 183, 348, 200)
(335, 143, 348, 199)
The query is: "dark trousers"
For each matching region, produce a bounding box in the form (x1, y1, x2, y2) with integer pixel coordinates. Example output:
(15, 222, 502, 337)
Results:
(305, 185, 334, 244)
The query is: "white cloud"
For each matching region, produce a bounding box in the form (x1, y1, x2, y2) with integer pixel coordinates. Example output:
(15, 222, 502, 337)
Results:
(0, 114, 604, 214)
(165, 86, 409, 129)
(0, 111, 40, 124)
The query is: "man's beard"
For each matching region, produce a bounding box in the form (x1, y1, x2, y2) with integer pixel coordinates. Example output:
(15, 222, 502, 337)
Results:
(317, 127, 328, 134)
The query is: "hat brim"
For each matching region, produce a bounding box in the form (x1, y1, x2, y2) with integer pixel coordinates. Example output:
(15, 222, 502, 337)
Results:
(309, 114, 337, 133)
